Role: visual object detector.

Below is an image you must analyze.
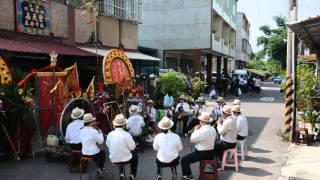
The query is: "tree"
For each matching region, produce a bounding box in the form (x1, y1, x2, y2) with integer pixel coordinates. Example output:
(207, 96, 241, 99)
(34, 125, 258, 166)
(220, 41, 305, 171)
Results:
(256, 16, 287, 68)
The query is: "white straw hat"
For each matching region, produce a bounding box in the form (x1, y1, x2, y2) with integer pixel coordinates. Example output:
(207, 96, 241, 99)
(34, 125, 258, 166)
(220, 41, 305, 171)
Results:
(71, 107, 85, 119)
(83, 113, 96, 123)
(197, 112, 213, 123)
(232, 105, 241, 113)
(222, 105, 232, 115)
(196, 96, 205, 103)
(158, 116, 174, 130)
(233, 99, 241, 106)
(129, 105, 139, 115)
(217, 97, 224, 103)
(179, 95, 186, 99)
(112, 114, 127, 126)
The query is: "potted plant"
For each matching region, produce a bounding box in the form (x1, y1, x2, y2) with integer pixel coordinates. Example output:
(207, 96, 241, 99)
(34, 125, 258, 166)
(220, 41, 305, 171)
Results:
(305, 110, 320, 142)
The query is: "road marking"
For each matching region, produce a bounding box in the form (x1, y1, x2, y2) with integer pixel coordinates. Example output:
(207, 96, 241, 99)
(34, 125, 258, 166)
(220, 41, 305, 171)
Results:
(261, 87, 281, 91)
(260, 97, 275, 102)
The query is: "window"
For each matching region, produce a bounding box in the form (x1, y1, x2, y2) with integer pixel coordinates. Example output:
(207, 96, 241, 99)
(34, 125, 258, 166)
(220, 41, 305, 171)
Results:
(99, 0, 143, 23)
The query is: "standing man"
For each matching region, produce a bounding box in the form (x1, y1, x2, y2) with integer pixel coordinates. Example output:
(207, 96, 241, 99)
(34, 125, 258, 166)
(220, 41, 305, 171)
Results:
(214, 105, 237, 160)
(106, 114, 138, 180)
(163, 90, 174, 108)
(175, 95, 190, 136)
(65, 107, 84, 169)
(254, 76, 262, 93)
(153, 117, 183, 180)
(127, 105, 145, 152)
(232, 105, 248, 140)
(181, 112, 217, 180)
(80, 113, 105, 177)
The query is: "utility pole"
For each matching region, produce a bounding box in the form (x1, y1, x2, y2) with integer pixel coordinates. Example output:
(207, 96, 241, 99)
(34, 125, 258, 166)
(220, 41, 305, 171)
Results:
(285, 0, 298, 140)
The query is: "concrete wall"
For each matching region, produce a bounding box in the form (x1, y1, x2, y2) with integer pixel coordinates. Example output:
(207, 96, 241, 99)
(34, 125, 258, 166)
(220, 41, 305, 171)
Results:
(236, 13, 250, 62)
(75, 8, 93, 44)
(0, 0, 15, 31)
(51, 2, 68, 38)
(139, 0, 212, 51)
(99, 16, 119, 47)
(121, 21, 138, 49)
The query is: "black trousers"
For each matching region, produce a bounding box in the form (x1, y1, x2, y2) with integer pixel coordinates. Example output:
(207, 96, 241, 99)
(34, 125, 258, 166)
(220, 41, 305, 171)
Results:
(214, 140, 237, 161)
(83, 150, 105, 170)
(237, 134, 245, 140)
(132, 135, 144, 152)
(156, 156, 180, 175)
(181, 149, 216, 176)
(183, 116, 189, 134)
(116, 150, 139, 177)
(70, 143, 82, 166)
(187, 118, 199, 133)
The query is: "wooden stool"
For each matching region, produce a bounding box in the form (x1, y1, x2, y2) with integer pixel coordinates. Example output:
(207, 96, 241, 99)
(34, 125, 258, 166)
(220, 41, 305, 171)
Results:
(79, 156, 95, 180)
(69, 150, 82, 173)
(115, 162, 129, 180)
(294, 128, 309, 145)
(199, 160, 218, 180)
(157, 166, 178, 180)
(221, 148, 238, 171)
(237, 140, 248, 160)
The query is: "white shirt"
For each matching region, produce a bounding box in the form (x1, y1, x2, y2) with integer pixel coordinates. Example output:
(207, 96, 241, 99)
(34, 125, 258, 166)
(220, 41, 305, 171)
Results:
(175, 102, 190, 116)
(80, 126, 104, 155)
(190, 125, 217, 151)
(147, 106, 157, 122)
(153, 131, 183, 163)
(192, 104, 207, 119)
(209, 89, 216, 98)
(126, 114, 145, 136)
(236, 114, 248, 137)
(163, 94, 174, 107)
(65, 119, 84, 144)
(212, 104, 224, 120)
(217, 116, 237, 143)
(254, 78, 261, 87)
(106, 128, 136, 163)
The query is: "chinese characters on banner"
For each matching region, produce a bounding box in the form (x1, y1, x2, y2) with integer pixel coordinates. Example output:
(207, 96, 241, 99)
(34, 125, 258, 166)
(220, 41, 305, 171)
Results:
(16, 0, 51, 35)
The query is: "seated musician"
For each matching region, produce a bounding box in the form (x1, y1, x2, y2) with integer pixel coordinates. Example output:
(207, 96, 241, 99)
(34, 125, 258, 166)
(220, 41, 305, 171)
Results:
(181, 112, 217, 180)
(188, 96, 207, 134)
(80, 113, 105, 177)
(126, 105, 145, 152)
(106, 114, 138, 180)
(65, 107, 84, 169)
(145, 100, 157, 141)
(175, 95, 190, 136)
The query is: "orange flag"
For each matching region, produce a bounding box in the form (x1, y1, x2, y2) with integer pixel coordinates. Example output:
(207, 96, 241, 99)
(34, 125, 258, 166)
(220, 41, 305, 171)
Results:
(50, 79, 69, 104)
(66, 63, 80, 95)
(86, 76, 95, 99)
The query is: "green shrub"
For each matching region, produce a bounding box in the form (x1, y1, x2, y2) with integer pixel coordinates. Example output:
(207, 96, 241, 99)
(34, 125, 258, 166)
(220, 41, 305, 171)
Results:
(159, 71, 185, 99)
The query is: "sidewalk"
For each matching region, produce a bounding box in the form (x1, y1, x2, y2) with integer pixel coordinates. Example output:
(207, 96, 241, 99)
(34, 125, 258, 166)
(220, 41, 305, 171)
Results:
(279, 144, 320, 180)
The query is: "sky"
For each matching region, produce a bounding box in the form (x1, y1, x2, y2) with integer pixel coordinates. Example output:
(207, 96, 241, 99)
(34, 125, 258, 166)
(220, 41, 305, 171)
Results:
(238, 0, 320, 53)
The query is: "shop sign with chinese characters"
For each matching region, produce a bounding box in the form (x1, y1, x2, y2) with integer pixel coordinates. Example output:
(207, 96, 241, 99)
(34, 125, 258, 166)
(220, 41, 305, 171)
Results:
(15, 0, 51, 35)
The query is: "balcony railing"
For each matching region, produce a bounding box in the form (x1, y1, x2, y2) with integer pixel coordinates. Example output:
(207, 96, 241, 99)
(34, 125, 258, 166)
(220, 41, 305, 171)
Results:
(98, 0, 143, 23)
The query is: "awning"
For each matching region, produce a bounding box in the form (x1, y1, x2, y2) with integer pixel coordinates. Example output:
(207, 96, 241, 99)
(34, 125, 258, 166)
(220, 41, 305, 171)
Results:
(78, 47, 161, 61)
(0, 37, 96, 57)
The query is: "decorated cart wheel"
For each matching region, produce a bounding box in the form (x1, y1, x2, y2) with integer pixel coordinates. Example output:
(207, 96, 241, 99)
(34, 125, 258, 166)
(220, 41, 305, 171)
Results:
(59, 98, 94, 137)
(103, 49, 135, 84)
(0, 56, 12, 84)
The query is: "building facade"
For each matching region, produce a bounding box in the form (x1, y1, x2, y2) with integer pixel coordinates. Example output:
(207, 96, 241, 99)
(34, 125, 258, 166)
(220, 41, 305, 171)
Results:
(235, 12, 252, 69)
(0, 0, 158, 84)
(139, 0, 238, 78)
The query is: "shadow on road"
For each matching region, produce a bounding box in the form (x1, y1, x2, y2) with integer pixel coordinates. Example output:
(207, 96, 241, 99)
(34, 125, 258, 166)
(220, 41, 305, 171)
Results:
(238, 166, 273, 177)
(246, 156, 276, 164)
(249, 147, 273, 153)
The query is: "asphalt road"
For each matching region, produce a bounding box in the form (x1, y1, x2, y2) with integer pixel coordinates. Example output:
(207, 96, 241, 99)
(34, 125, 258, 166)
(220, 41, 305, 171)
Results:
(0, 82, 289, 180)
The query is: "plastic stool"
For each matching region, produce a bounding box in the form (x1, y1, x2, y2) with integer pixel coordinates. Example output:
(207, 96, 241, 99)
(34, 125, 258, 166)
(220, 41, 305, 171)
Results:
(221, 148, 238, 171)
(237, 140, 248, 160)
(157, 166, 178, 180)
(79, 156, 95, 180)
(69, 150, 82, 173)
(199, 160, 218, 180)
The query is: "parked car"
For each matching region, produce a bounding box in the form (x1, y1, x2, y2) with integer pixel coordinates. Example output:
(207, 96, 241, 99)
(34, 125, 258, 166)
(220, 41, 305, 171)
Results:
(274, 75, 283, 84)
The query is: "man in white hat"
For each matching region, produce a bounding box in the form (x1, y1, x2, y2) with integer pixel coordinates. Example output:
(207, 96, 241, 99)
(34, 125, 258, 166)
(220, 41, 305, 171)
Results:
(215, 105, 237, 160)
(65, 107, 85, 169)
(175, 95, 190, 135)
(181, 112, 217, 180)
(232, 105, 248, 140)
(145, 99, 157, 122)
(233, 99, 241, 106)
(80, 113, 105, 177)
(153, 117, 183, 180)
(212, 97, 226, 122)
(127, 105, 145, 152)
(188, 96, 207, 134)
(106, 114, 138, 180)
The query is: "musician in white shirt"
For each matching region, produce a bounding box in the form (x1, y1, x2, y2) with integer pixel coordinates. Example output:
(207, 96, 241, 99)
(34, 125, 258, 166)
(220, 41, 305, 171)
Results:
(65, 107, 84, 169)
(175, 95, 190, 135)
(127, 105, 145, 152)
(215, 105, 237, 160)
(146, 100, 157, 122)
(188, 96, 206, 134)
(232, 105, 248, 140)
(106, 114, 138, 180)
(212, 97, 226, 122)
(181, 112, 217, 180)
(80, 113, 105, 177)
(153, 117, 183, 180)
